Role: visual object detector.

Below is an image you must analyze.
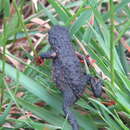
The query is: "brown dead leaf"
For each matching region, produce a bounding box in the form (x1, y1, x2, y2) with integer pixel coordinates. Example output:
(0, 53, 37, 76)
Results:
(19, 111, 41, 120)
(31, 17, 50, 29)
(35, 101, 46, 107)
(16, 92, 24, 98)
(2, 123, 15, 128)
(10, 106, 21, 114)
(26, 22, 36, 29)
(10, 3, 16, 15)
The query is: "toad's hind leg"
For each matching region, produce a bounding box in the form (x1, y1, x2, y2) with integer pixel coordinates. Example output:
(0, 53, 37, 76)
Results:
(85, 74, 102, 97)
(63, 88, 79, 130)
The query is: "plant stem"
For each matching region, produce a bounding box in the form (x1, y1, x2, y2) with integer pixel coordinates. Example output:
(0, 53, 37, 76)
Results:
(110, 0, 115, 88)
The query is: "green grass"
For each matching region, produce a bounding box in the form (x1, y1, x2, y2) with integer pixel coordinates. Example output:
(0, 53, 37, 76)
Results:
(0, 0, 130, 129)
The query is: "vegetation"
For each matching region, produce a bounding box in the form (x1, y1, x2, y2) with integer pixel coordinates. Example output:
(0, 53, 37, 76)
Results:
(0, 0, 130, 129)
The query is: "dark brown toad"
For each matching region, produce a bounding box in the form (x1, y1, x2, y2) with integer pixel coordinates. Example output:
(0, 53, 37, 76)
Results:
(40, 25, 102, 130)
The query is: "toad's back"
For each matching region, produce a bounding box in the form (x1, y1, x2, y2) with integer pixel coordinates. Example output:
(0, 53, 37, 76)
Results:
(48, 25, 87, 98)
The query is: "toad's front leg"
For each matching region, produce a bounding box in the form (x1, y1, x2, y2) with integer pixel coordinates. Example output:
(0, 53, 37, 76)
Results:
(40, 50, 57, 59)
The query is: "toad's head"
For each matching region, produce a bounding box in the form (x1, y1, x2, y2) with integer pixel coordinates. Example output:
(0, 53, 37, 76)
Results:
(48, 25, 70, 48)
